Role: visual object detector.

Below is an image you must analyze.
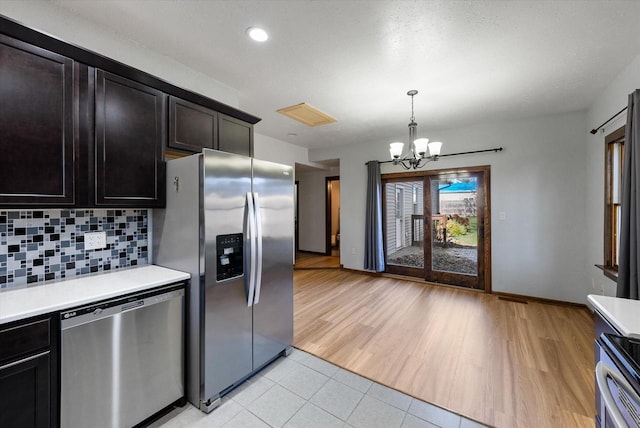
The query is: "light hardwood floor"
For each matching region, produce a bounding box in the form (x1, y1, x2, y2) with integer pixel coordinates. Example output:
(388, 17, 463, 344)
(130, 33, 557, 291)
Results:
(294, 252, 341, 269)
(293, 269, 595, 428)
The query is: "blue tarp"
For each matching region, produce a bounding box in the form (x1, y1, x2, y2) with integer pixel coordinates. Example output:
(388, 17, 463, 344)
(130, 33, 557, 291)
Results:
(439, 181, 477, 193)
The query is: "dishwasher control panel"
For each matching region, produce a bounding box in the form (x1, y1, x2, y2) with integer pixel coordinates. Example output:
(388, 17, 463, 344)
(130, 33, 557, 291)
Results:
(60, 282, 186, 323)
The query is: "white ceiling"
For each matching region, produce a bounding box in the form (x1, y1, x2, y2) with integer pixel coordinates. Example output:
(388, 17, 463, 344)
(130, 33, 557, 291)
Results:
(49, 0, 640, 150)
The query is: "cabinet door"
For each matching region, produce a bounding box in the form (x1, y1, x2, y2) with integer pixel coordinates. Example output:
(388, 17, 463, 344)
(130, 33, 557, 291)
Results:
(95, 70, 166, 207)
(218, 114, 253, 157)
(169, 96, 217, 153)
(0, 352, 50, 428)
(0, 35, 75, 206)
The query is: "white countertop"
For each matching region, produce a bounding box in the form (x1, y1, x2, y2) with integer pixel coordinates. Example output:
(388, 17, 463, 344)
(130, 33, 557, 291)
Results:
(0, 265, 190, 325)
(588, 294, 640, 339)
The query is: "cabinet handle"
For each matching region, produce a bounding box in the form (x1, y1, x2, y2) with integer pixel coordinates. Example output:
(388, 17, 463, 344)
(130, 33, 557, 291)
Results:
(0, 350, 49, 371)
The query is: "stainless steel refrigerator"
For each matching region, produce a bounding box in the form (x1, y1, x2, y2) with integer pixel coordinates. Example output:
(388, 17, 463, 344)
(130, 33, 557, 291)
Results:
(153, 149, 293, 412)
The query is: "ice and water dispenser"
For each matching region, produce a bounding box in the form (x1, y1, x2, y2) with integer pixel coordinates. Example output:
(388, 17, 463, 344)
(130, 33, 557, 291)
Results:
(216, 233, 244, 281)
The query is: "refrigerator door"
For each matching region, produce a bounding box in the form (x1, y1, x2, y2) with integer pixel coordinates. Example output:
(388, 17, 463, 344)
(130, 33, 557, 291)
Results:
(251, 158, 294, 369)
(202, 149, 253, 401)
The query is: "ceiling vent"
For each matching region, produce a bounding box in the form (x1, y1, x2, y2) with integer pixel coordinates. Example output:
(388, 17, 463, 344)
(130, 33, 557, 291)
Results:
(277, 102, 336, 127)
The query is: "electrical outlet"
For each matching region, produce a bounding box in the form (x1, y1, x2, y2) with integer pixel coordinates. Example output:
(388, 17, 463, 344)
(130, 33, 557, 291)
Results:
(351, 247, 356, 255)
(499, 211, 506, 220)
(85, 231, 107, 250)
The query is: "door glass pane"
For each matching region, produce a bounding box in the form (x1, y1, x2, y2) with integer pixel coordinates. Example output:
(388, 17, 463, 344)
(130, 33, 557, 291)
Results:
(385, 180, 424, 268)
(431, 177, 478, 275)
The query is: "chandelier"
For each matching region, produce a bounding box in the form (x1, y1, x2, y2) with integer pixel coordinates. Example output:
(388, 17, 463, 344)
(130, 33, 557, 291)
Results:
(389, 90, 442, 170)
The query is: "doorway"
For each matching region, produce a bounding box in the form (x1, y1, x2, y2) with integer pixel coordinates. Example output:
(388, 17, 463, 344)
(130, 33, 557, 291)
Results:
(325, 176, 340, 257)
(382, 166, 491, 291)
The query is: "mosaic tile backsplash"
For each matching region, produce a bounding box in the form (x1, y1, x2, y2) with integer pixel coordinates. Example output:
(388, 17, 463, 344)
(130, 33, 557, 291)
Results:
(0, 209, 149, 289)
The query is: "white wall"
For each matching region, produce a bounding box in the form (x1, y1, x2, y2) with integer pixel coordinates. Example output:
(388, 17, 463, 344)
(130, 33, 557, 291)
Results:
(254, 133, 318, 169)
(0, 2, 238, 106)
(310, 111, 590, 303)
(585, 54, 640, 297)
(297, 167, 339, 253)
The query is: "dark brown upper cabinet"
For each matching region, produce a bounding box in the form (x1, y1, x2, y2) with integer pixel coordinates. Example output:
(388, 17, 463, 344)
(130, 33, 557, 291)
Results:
(0, 34, 75, 206)
(169, 98, 254, 157)
(218, 113, 253, 157)
(95, 70, 166, 207)
(168, 96, 217, 153)
(0, 17, 260, 208)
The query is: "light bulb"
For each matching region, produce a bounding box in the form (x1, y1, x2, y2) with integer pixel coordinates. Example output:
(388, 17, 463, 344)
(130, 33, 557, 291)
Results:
(389, 142, 404, 159)
(413, 138, 429, 157)
(428, 141, 442, 156)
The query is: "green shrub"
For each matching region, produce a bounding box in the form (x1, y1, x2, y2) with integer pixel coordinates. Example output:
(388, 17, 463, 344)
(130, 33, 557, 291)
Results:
(446, 219, 467, 237)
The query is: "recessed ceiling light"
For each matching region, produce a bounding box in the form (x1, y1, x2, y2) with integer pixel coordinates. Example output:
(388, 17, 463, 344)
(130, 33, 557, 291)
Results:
(246, 27, 269, 42)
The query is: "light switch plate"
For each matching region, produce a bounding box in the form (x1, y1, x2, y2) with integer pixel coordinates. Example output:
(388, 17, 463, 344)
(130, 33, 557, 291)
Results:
(85, 231, 107, 250)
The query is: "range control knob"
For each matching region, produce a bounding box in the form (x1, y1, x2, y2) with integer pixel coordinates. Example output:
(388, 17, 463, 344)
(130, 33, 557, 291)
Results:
(93, 308, 103, 316)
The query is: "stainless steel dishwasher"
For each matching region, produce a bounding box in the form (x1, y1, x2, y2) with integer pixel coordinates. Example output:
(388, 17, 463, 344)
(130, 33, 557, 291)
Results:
(60, 283, 185, 428)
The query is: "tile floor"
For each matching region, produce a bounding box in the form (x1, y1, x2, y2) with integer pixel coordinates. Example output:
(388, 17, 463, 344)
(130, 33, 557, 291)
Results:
(153, 348, 488, 428)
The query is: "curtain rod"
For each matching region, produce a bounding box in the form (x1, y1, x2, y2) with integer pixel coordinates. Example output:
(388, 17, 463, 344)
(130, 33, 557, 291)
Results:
(590, 106, 627, 135)
(372, 147, 503, 165)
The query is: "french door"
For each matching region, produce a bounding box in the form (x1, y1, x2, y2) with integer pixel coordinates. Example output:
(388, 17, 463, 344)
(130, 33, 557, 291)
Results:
(382, 166, 491, 291)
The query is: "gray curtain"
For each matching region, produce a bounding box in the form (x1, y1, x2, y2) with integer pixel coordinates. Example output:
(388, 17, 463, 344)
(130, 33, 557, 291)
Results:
(364, 161, 385, 271)
(617, 89, 640, 299)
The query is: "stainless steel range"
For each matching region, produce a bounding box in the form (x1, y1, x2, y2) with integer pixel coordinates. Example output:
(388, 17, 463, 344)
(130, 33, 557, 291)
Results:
(596, 333, 640, 428)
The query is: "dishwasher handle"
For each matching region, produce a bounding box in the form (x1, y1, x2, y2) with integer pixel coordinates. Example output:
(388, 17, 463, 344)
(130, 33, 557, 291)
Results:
(61, 286, 184, 330)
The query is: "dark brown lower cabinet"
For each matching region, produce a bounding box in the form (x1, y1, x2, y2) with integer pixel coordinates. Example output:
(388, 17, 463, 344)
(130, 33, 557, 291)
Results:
(0, 352, 51, 428)
(0, 316, 56, 428)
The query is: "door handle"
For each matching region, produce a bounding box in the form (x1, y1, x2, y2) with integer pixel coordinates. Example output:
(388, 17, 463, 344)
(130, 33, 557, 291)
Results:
(253, 192, 263, 305)
(0, 351, 49, 371)
(246, 192, 257, 307)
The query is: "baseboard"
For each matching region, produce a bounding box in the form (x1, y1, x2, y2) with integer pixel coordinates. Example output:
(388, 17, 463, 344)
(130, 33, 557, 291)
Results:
(369, 272, 589, 309)
(498, 295, 528, 304)
(493, 291, 589, 310)
(381, 273, 486, 293)
(296, 250, 327, 256)
(294, 266, 341, 270)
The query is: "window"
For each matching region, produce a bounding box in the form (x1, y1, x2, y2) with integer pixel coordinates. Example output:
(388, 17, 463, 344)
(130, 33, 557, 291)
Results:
(603, 126, 625, 278)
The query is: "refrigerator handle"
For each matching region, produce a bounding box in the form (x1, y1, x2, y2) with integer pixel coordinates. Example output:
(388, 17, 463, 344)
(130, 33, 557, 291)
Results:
(253, 192, 263, 304)
(246, 192, 257, 307)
